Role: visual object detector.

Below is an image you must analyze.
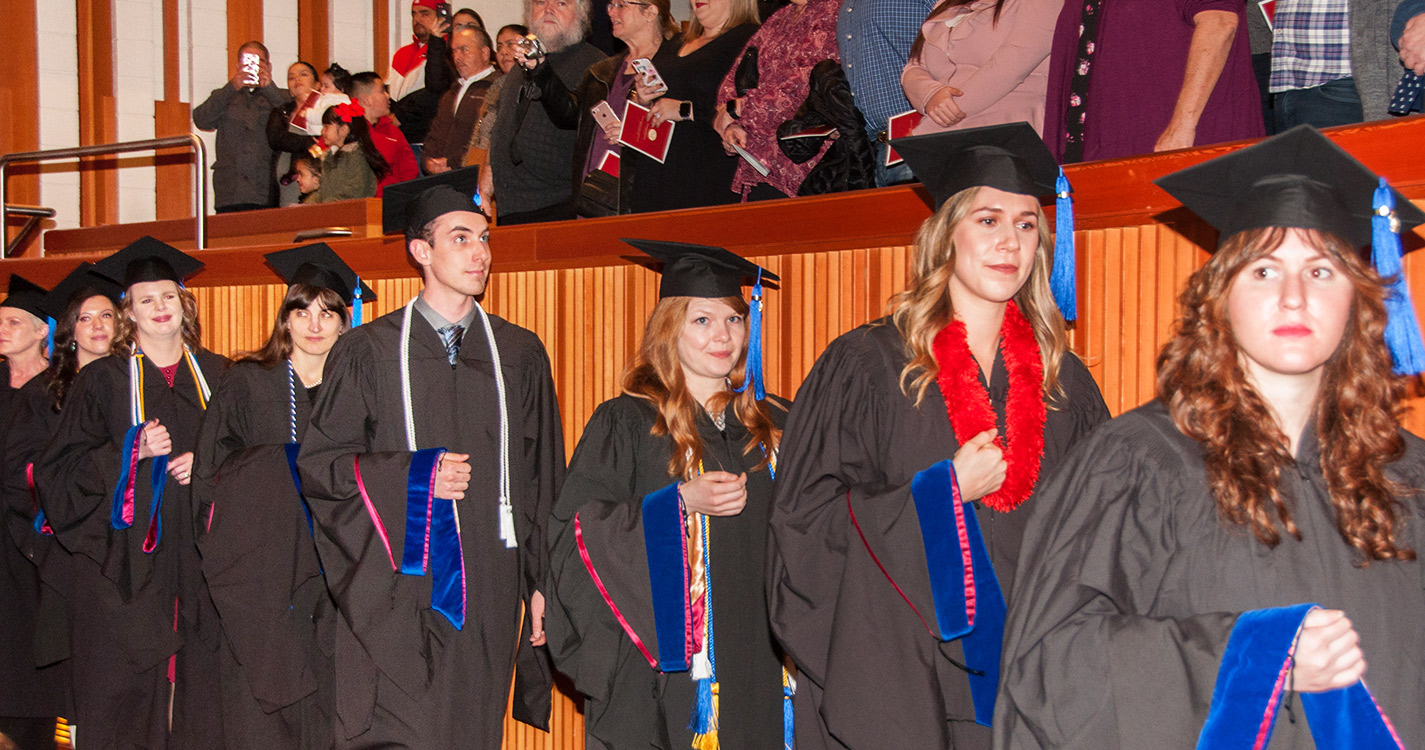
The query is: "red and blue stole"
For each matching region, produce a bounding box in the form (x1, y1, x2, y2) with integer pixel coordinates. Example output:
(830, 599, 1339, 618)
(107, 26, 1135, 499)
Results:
(398, 447, 466, 630)
(642, 482, 692, 672)
(1197, 603, 1403, 749)
(911, 458, 1007, 727)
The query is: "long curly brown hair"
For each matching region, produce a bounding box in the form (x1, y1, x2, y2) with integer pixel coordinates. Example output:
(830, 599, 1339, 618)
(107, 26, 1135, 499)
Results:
(1157, 226, 1414, 563)
(621, 295, 780, 480)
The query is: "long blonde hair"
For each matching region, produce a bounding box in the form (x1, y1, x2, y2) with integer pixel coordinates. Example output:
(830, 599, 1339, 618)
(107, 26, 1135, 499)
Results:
(887, 186, 1069, 405)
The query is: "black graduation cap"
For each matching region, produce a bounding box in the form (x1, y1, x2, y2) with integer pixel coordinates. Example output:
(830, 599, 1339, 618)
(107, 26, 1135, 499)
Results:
(381, 166, 484, 239)
(92, 236, 205, 288)
(892, 122, 1059, 209)
(38, 262, 124, 322)
(1154, 124, 1425, 250)
(2, 275, 50, 321)
(623, 239, 779, 299)
(264, 243, 377, 307)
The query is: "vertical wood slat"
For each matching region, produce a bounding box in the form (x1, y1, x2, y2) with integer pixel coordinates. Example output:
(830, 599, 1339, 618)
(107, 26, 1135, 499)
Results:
(0, 0, 40, 256)
(77, 1, 118, 228)
(298, 0, 332, 71)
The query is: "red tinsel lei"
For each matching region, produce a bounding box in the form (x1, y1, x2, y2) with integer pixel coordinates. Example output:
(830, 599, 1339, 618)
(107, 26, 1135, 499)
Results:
(932, 302, 1046, 513)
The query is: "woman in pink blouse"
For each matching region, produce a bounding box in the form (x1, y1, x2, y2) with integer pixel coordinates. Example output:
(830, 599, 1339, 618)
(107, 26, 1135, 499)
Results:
(900, 0, 1062, 136)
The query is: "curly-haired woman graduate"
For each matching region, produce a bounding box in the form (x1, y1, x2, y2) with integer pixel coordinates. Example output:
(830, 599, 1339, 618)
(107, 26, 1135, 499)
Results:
(996, 125, 1425, 748)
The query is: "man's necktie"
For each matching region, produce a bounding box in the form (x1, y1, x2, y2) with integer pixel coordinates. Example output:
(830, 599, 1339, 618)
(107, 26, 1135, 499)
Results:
(437, 324, 464, 365)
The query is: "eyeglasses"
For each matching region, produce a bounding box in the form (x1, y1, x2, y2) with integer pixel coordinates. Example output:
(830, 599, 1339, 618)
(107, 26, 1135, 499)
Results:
(607, 1, 650, 8)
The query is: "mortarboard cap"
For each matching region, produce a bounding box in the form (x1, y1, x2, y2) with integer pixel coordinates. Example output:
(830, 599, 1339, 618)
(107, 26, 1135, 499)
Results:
(382, 167, 485, 239)
(2, 275, 50, 321)
(39, 262, 124, 322)
(92, 236, 205, 288)
(892, 122, 1059, 210)
(623, 238, 779, 299)
(1154, 124, 1425, 250)
(264, 243, 377, 307)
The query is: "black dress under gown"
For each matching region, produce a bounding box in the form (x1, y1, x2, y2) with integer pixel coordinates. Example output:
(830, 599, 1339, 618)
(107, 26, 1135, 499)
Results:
(546, 394, 791, 750)
(766, 319, 1109, 750)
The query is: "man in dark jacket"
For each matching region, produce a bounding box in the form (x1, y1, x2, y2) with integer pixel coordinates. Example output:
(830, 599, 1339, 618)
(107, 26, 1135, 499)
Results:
(192, 41, 286, 213)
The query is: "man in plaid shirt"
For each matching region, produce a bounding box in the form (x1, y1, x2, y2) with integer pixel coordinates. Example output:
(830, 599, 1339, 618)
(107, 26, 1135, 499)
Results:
(838, 0, 936, 186)
(1269, 0, 1408, 127)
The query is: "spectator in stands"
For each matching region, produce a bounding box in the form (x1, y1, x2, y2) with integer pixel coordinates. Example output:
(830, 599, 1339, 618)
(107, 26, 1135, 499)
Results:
(292, 151, 322, 203)
(350, 72, 420, 194)
(454, 7, 486, 32)
(389, 0, 455, 156)
(1397, 0, 1425, 74)
(530, 0, 681, 216)
(466, 24, 531, 201)
(193, 41, 286, 212)
(776, 59, 876, 194)
(495, 24, 529, 74)
(1245, 0, 1275, 133)
(1270, 0, 1408, 128)
(267, 61, 324, 206)
(309, 101, 390, 203)
(320, 63, 353, 95)
(899, 0, 1060, 137)
(1044, 0, 1262, 163)
(839, 0, 937, 186)
(484, 0, 603, 224)
(620, 0, 760, 213)
(424, 27, 500, 174)
(714, 0, 840, 202)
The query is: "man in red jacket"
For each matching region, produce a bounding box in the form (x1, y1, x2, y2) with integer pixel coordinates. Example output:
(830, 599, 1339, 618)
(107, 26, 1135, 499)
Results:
(351, 72, 420, 194)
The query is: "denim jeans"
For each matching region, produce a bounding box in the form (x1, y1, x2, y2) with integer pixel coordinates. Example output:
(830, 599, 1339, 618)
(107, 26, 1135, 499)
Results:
(1273, 76, 1364, 131)
(874, 139, 915, 187)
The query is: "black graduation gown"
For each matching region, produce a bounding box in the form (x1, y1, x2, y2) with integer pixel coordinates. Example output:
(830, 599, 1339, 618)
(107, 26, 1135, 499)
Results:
(193, 361, 334, 750)
(296, 305, 565, 749)
(0, 366, 69, 724)
(994, 400, 1425, 749)
(766, 320, 1109, 750)
(34, 349, 230, 750)
(546, 394, 791, 750)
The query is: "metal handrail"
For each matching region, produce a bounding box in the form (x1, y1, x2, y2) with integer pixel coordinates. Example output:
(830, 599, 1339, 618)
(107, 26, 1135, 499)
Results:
(0, 134, 208, 257)
(3, 205, 57, 258)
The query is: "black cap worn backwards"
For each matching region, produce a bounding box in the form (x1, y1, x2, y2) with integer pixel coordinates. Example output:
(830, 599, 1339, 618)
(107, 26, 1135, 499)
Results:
(1154, 124, 1425, 250)
(39, 262, 124, 321)
(381, 166, 484, 239)
(92, 236, 205, 288)
(2, 275, 50, 321)
(623, 239, 779, 299)
(264, 243, 377, 306)
(892, 122, 1060, 210)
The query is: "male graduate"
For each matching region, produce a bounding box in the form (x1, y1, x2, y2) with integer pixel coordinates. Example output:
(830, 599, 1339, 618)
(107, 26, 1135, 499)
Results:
(298, 170, 564, 749)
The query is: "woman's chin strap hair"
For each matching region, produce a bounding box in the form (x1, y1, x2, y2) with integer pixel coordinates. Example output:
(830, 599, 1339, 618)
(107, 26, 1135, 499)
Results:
(1372, 177, 1425, 375)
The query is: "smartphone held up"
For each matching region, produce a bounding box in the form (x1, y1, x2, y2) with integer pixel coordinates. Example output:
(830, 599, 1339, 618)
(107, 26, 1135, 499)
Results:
(240, 52, 261, 87)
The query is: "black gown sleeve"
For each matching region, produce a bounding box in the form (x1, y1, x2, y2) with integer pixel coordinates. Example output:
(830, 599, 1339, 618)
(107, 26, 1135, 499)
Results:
(993, 410, 1240, 749)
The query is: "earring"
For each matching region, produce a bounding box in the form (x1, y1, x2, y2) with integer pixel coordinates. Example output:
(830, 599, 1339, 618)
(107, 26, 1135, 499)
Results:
(70, 341, 77, 352)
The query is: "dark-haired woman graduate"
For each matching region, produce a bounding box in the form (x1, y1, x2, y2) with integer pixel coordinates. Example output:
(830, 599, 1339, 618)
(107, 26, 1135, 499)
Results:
(996, 126, 1425, 748)
(0, 274, 65, 750)
(546, 239, 790, 750)
(194, 244, 372, 749)
(766, 123, 1110, 750)
(1, 266, 121, 750)
(35, 238, 229, 750)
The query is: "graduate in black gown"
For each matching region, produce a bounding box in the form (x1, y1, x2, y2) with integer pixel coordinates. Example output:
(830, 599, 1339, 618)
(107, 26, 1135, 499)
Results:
(0, 266, 121, 750)
(35, 238, 230, 750)
(0, 274, 65, 750)
(623, 0, 758, 213)
(996, 126, 1425, 748)
(297, 176, 565, 749)
(194, 244, 374, 749)
(766, 124, 1109, 750)
(546, 240, 790, 750)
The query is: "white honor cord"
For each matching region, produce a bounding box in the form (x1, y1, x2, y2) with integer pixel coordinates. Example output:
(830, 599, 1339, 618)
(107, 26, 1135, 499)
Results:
(399, 299, 516, 548)
(129, 348, 212, 427)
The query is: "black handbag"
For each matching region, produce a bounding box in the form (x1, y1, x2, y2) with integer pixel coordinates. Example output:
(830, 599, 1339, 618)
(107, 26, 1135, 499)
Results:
(734, 47, 760, 96)
(576, 167, 621, 218)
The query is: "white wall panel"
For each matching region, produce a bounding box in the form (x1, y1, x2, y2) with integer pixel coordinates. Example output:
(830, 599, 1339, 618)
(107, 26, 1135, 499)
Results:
(330, 0, 375, 72)
(265, 0, 300, 69)
(36, 3, 81, 230)
(187, 0, 229, 214)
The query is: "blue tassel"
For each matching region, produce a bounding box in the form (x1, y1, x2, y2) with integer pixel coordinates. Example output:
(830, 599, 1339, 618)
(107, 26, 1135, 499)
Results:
(733, 269, 766, 400)
(352, 278, 363, 327)
(1372, 177, 1425, 375)
(783, 671, 795, 750)
(1050, 168, 1077, 321)
(45, 316, 55, 357)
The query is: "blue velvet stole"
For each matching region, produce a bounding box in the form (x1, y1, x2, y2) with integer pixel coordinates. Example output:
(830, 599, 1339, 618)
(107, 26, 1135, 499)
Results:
(398, 448, 467, 630)
(110, 423, 170, 554)
(1197, 603, 1403, 749)
(643, 482, 690, 672)
(284, 442, 314, 536)
(910, 459, 1007, 727)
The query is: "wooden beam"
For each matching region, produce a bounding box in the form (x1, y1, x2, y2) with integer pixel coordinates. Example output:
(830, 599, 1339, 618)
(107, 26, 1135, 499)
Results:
(299, 0, 331, 71)
(374, 0, 390, 78)
(227, 0, 265, 65)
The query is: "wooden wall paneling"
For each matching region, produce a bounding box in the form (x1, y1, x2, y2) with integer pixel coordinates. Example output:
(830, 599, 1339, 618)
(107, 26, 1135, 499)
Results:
(154, 100, 196, 221)
(78, 0, 118, 228)
(1, 0, 41, 256)
(228, 0, 266, 65)
(298, 0, 331, 70)
(373, 0, 389, 77)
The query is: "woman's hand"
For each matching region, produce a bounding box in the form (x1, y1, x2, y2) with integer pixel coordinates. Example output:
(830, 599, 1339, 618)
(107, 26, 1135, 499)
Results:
(600, 118, 622, 143)
(923, 86, 966, 128)
(720, 122, 748, 155)
(168, 452, 195, 485)
(679, 471, 747, 517)
(951, 429, 1005, 502)
(137, 420, 172, 460)
(646, 98, 685, 127)
(631, 76, 661, 106)
(434, 452, 472, 501)
(1291, 609, 1367, 692)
